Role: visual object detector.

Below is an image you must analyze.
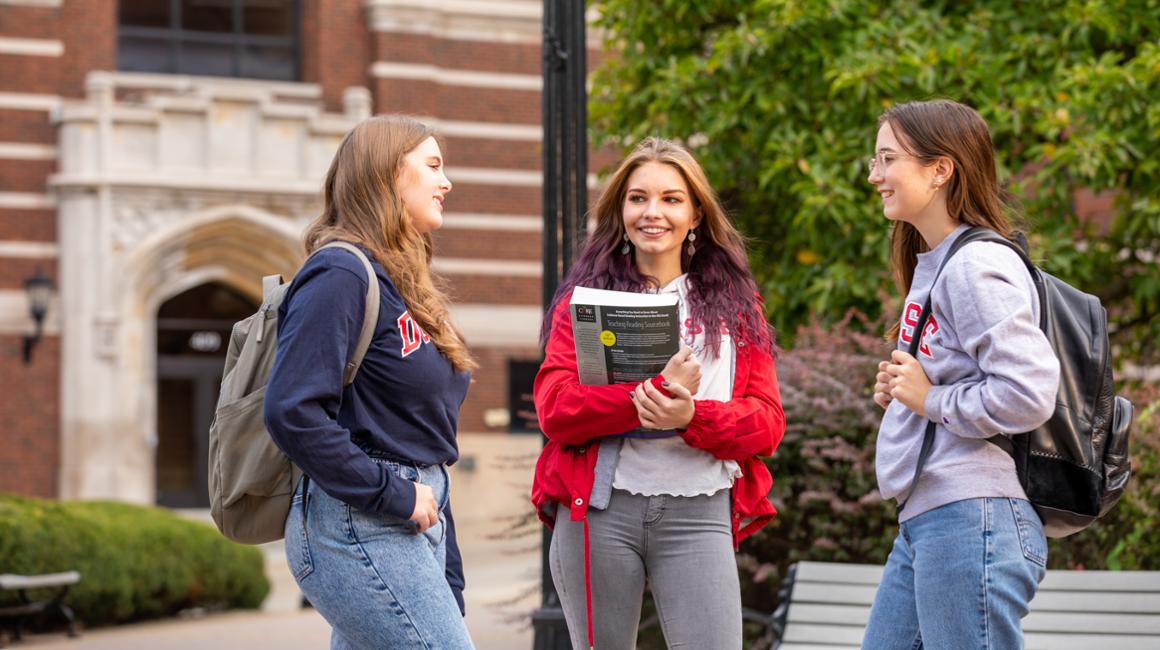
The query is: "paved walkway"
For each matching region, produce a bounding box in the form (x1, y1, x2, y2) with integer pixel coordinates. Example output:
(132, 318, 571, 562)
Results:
(13, 435, 540, 650)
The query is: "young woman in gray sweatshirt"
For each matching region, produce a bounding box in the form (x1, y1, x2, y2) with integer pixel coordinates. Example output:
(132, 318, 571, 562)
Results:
(861, 100, 1061, 649)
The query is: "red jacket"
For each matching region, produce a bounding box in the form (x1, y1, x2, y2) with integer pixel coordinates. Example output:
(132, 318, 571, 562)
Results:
(531, 293, 785, 548)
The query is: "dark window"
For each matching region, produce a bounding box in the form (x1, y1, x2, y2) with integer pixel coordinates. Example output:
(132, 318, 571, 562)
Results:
(118, 0, 299, 81)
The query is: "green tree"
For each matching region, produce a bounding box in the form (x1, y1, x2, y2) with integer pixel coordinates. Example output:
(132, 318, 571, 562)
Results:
(590, 0, 1159, 360)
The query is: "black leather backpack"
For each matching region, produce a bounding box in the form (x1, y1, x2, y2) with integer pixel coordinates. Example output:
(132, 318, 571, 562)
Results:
(901, 227, 1134, 538)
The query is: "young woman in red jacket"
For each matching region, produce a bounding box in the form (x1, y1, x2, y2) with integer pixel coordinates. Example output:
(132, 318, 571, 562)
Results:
(532, 137, 785, 649)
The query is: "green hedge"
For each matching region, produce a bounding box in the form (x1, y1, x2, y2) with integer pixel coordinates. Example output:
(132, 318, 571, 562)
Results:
(0, 496, 269, 627)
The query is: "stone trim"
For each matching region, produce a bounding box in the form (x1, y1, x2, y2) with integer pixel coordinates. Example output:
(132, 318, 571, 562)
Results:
(0, 192, 53, 209)
(434, 257, 541, 277)
(0, 0, 62, 6)
(0, 240, 58, 257)
(370, 61, 542, 90)
(0, 92, 61, 112)
(440, 212, 542, 231)
(0, 36, 63, 57)
(449, 302, 542, 346)
(431, 118, 541, 141)
(0, 142, 56, 159)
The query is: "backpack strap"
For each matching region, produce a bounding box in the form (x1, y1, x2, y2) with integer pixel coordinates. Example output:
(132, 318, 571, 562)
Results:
(896, 226, 1021, 512)
(261, 275, 283, 302)
(316, 241, 381, 386)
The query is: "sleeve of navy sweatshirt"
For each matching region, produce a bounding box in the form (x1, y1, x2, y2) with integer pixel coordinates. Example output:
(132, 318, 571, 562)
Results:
(263, 261, 417, 520)
(444, 503, 466, 615)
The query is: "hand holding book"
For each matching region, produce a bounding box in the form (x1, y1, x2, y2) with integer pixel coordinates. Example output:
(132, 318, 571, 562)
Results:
(660, 345, 701, 395)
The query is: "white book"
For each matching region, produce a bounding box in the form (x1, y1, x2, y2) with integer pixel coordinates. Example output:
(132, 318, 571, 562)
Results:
(569, 286, 680, 386)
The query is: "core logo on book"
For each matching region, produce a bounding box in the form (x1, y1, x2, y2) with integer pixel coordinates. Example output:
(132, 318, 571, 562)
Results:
(397, 311, 431, 357)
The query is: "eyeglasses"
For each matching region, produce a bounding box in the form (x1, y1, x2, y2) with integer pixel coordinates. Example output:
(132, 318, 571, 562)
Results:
(866, 152, 914, 174)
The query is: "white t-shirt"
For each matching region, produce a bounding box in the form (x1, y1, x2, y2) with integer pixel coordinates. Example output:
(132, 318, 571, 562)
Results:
(612, 274, 743, 497)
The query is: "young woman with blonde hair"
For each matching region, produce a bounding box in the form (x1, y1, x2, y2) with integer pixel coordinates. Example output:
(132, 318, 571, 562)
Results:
(864, 99, 1060, 648)
(265, 115, 476, 649)
(532, 137, 785, 649)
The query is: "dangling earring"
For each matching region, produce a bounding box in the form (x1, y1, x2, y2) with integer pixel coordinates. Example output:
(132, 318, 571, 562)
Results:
(620, 232, 631, 255)
(686, 230, 697, 256)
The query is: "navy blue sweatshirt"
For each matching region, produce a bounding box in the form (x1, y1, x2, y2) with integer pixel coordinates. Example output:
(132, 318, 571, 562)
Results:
(264, 245, 471, 610)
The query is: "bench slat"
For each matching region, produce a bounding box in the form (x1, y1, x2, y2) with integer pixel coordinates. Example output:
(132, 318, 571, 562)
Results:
(1040, 571, 1160, 592)
(792, 562, 884, 585)
(778, 644, 859, 650)
(1031, 591, 1160, 614)
(1026, 632, 1160, 650)
(1024, 611, 1160, 634)
(783, 623, 864, 645)
(786, 603, 1160, 634)
(788, 583, 877, 606)
(0, 572, 81, 589)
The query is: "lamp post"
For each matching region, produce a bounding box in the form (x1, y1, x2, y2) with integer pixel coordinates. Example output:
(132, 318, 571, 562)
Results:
(535, 0, 588, 647)
(22, 268, 54, 366)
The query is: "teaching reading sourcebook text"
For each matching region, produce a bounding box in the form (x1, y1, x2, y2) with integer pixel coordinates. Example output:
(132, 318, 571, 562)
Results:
(569, 286, 680, 386)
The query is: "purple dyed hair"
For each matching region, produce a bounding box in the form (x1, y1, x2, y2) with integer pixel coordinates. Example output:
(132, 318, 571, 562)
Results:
(542, 137, 774, 358)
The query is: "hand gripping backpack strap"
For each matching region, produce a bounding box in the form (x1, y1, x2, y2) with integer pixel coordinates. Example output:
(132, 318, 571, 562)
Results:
(896, 227, 1001, 513)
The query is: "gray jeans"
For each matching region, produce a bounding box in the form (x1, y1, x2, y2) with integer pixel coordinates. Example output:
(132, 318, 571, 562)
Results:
(549, 489, 742, 650)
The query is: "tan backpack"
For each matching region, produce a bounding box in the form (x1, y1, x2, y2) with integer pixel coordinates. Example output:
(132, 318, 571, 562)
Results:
(208, 242, 379, 544)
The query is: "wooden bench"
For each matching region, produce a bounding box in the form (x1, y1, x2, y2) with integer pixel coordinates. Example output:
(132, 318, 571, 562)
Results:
(0, 572, 81, 645)
(771, 561, 1160, 649)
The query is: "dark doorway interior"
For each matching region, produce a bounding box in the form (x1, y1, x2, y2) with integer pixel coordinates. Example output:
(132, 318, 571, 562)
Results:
(155, 282, 256, 508)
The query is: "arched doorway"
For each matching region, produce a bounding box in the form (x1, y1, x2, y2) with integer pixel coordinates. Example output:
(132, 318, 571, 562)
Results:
(155, 282, 257, 508)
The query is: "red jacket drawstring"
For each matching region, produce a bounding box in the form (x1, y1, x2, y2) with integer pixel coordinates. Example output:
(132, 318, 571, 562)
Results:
(583, 516, 594, 649)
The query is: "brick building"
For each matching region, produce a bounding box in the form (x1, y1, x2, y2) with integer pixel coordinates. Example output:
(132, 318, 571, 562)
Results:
(0, 0, 595, 506)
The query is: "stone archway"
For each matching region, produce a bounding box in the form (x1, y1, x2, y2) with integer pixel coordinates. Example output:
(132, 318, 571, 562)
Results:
(58, 204, 304, 502)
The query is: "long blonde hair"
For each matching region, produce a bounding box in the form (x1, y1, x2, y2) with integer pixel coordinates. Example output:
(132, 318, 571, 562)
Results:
(305, 115, 475, 372)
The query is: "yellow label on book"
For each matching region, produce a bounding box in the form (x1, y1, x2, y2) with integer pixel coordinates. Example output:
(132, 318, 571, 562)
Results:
(600, 330, 617, 346)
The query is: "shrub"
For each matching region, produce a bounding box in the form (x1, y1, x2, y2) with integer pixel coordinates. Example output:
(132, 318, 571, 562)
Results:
(740, 312, 897, 611)
(0, 496, 269, 627)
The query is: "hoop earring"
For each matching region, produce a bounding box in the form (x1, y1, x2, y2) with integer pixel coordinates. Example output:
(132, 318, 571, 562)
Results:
(686, 230, 697, 256)
(620, 232, 631, 255)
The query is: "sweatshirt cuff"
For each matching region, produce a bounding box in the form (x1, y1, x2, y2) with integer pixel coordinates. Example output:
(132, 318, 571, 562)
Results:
(924, 385, 948, 425)
(385, 477, 418, 520)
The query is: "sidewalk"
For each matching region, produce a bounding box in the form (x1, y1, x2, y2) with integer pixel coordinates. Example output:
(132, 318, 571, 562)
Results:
(14, 435, 540, 650)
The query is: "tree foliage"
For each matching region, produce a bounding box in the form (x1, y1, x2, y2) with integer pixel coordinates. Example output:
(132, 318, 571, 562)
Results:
(590, 0, 1159, 360)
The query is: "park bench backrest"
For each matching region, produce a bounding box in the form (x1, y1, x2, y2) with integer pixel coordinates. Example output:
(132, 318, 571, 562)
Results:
(772, 561, 1160, 650)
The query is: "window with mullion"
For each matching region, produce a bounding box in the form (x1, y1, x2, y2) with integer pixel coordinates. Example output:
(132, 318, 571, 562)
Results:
(117, 0, 298, 81)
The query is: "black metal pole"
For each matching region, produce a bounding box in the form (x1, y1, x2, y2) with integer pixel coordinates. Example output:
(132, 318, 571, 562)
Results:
(534, 1, 588, 648)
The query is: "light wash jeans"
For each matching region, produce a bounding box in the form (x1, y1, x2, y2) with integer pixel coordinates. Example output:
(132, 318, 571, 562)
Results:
(284, 460, 474, 650)
(550, 488, 742, 650)
(862, 497, 1048, 650)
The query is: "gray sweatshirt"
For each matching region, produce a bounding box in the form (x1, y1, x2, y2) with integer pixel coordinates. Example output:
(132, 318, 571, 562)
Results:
(876, 224, 1060, 522)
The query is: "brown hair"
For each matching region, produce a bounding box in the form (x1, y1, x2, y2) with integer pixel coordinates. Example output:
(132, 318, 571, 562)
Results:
(546, 137, 774, 356)
(304, 115, 475, 372)
(880, 100, 1022, 340)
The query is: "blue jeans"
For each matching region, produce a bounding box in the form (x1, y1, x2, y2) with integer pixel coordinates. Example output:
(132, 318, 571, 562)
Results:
(285, 460, 474, 650)
(862, 498, 1047, 650)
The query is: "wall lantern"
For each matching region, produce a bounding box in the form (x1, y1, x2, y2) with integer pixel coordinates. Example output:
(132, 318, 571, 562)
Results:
(23, 268, 54, 366)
